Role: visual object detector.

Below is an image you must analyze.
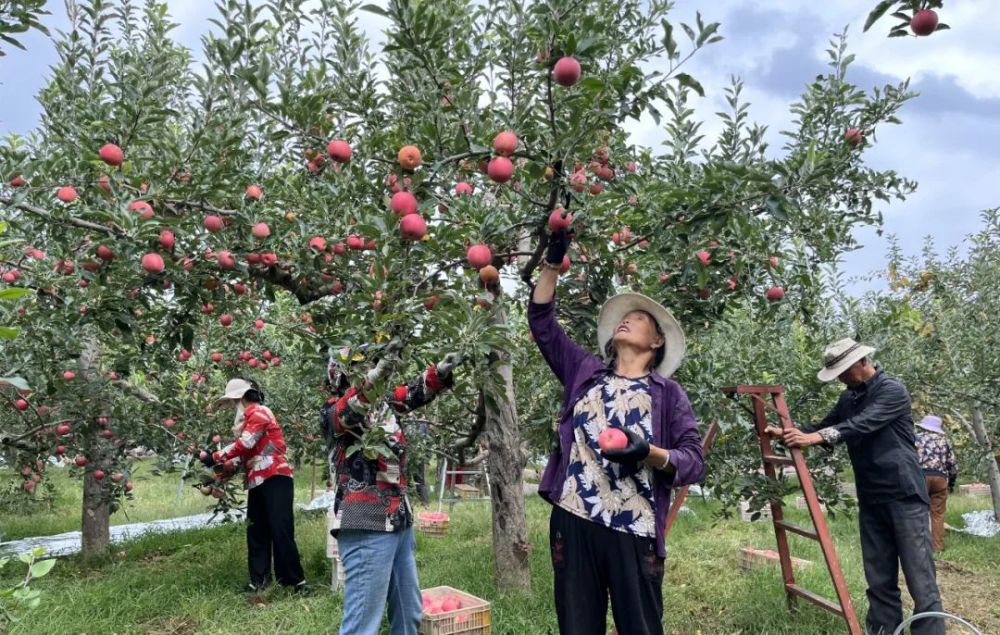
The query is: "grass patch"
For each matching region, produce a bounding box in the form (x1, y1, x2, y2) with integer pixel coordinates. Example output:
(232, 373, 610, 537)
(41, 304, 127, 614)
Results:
(1, 470, 998, 634)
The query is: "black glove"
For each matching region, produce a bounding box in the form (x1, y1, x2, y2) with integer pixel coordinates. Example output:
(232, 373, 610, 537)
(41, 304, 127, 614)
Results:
(602, 427, 650, 464)
(545, 229, 572, 265)
(435, 352, 463, 379)
(948, 475, 957, 494)
(200, 451, 216, 469)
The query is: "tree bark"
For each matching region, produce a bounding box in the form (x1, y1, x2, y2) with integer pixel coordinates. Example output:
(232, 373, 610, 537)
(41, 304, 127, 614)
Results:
(484, 311, 531, 591)
(969, 409, 1000, 522)
(79, 335, 111, 556)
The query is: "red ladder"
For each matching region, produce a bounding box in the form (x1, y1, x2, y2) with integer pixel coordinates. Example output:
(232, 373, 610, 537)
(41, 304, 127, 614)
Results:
(723, 385, 863, 635)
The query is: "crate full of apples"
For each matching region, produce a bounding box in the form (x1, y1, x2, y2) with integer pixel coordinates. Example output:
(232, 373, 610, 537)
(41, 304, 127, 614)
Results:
(419, 586, 491, 635)
(417, 511, 450, 537)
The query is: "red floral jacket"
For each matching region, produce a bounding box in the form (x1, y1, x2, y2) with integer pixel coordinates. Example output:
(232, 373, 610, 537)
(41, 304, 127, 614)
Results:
(213, 403, 293, 489)
(326, 366, 451, 533)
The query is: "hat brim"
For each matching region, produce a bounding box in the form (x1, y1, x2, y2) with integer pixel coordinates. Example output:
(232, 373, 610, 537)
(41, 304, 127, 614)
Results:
(916, 422, 944, 434)
(597, 293, 686, 378)
(816, 345, 876, 382)
(213, 380, 253, 405)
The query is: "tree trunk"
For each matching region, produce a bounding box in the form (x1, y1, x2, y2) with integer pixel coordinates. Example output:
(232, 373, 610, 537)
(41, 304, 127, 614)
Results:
(484, 311, 531, 591)
(969, 409, 1000, 522)
(79, 335, 111, 556)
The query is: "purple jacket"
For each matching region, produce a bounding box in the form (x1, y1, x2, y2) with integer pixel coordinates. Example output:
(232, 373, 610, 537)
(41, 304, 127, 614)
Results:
(528, 299, 705, 558)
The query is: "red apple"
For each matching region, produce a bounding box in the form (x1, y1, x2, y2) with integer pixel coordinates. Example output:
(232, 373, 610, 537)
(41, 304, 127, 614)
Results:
(252, 222, 271, 239)
(492, 130, 518, 156)
(74, 455, 88, 467)
(768, 256, 779, 268)
(424, 295, 439, 310)
(588, 182, 603, 195)
(454, 182, 473, 197)
(56, 186, 78, 203)
(219, 314, 233, 327)
(10, 175, 25, 187)
(62, 370, 76, 381)
(141, 252, 165, 274)
(696, 250, 711, 266)
(128, 200, 154, 219)
(262, 252, 278, 266)
(158, 229, 175, 250)
(400, 213, 427, 240)
(598, 428, 628, 451)
(211, 352, 223, 363)
(56, 423, 72, 436)
(479, 265, 500, 285)
(308, 235, 327, 251)
(332, 242, 346, 255)
(14, 398, 28, 411)
(910, 9, 938, 36)
(55, 445, 67, 455)
(201, 303, 214, 314)
(254, 319, 265, 330)
(766, 286, 785, 302)
(216, 250, 236, 269)
(204, 215, 225, 232)
(548, 208, 573, 231)
(178, 349, 191, 362)
(23, 481, 35, 492)
(553, 56, 582, 86)
(125, 481, 134, 491)
(844, 128, 864, 147)
(487, 156, 514, 183)
(327, 139, 352, 163)
(467, 244, 492, 269)
(98, 143, 124, 166)
(111, 472, 123, 482)
(96, 245, 115, 261)
(245, 184, 263, 200)
(390, 191, 418, 216)
(347, 234, 365, 250)
(93, 469, 105, 480)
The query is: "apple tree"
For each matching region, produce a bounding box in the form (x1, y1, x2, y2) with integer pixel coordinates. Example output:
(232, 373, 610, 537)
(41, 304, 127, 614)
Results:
(3, 0, 919, 589)
(864, 1, 951, 38)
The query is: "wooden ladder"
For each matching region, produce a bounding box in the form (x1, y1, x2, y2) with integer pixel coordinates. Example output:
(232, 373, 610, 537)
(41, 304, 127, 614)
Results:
(723, 384, 863, 635)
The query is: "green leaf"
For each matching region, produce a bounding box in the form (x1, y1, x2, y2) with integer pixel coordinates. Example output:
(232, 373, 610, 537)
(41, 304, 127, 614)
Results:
(0, 287, 29, 301)
(864, 0, 896, 32)
(0, 376, 30, 391)
(29, 559, 55, 578)
(0, 327, 20, 339)
(675, 73, 705, 97)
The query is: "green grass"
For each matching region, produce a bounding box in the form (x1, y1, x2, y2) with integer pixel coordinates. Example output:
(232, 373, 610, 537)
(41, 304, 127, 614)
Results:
(2, 469, 998, 634)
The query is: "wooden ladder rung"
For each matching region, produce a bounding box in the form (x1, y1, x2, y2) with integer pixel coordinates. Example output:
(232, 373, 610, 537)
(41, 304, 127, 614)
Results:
(786, 584, 845, 617)
(774, 520, 819, 540)
(763, 454, 795, 466)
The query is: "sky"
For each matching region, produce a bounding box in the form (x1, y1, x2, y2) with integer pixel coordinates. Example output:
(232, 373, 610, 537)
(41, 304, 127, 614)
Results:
(1, 1, 997, 295)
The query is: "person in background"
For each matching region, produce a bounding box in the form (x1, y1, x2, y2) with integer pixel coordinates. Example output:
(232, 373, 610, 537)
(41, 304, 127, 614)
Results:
(766, 339, 943, 635)
(915, 415, 958, 551)
(321, 340, 461, 635)
(529, 229, 705, 635)
(202, 378, 306, 593)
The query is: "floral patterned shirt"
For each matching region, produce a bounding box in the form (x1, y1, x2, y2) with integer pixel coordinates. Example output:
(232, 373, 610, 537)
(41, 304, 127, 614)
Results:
(558, 374, 657, 537)
(915, 430, 958, 478)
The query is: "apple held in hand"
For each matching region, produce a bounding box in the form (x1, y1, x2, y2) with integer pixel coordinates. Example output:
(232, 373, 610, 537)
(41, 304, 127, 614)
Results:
(598, 428, 628, 451)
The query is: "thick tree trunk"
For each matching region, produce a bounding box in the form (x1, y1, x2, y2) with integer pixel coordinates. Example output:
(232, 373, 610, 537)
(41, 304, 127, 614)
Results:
(969, 409, 1000, 522)
(484, 312, 531, 591)
(79, 335, 111, 556)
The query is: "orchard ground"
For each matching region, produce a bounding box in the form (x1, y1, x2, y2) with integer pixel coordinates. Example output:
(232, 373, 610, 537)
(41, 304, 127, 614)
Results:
(2, 463, 998, 634)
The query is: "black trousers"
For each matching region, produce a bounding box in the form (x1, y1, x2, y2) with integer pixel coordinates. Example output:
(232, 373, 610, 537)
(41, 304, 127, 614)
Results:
(246, 475, 305, 587)
(550, 505, 664, 635)
(858, 496, 944, 635)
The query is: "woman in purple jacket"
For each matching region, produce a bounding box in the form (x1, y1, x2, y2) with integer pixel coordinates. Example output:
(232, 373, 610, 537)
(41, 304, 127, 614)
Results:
(529, 230, 705, 635)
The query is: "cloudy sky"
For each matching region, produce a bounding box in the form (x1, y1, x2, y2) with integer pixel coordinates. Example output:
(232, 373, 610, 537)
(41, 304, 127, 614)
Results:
(2, 1, 996, 294)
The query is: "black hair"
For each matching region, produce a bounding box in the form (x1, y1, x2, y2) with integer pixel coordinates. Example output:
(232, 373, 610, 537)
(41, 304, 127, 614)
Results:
(604, 310, 666, 372)
(243, 379, 265, 404)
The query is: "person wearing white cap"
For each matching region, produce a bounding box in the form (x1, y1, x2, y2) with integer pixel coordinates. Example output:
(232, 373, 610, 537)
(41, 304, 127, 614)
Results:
(914, 415, 958, 551)
(201, 378, 305, 593)
(765, 338, 944, 635)
(529, 230, 705, 635)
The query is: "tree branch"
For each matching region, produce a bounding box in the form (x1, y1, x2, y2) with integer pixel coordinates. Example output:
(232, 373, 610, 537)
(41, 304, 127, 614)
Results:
(1, 197, 123, 236)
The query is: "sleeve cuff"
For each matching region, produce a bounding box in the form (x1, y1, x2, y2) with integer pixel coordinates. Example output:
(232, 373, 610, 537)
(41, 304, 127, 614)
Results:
(818, 427, 842, 445)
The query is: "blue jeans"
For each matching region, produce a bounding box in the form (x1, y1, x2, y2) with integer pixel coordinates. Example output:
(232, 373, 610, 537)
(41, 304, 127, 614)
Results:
(337, 526, 422, 635)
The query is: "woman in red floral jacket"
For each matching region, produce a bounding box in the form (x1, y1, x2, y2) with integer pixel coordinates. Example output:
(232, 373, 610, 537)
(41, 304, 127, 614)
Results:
(202, 378, 305, 592)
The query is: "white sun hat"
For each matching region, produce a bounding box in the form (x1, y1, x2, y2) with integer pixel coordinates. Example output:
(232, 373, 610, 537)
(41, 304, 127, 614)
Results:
(214, 378, 254, 405)
(817, 338, 877, 383)
(597, 292, 686, 378)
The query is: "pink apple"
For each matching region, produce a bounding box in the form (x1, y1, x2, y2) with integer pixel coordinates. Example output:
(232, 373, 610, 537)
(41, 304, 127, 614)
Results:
(697, 250, 710, 266)
(158, 229, 175, 250)
(553, 56, 582, 86)
(98, 143, 124, 166)
(910, 9, 938, 36)
(400, 213, 427, 240)
(327, 139, 352, 163)
(308, 236, 327, 251)
(487, 156, 514, 183)
(454, 181, 473, 197)
(467, 244, 492, 269)
(128, 200, 154, 218)
(493, 130, 518, 156)
(598, 428, 628, 451)
(219, 314, 233, 327)
(390, 191, 418, 216)
(844, 128, 864, 147)
(56, 186, 78, 203)
(245, 184, 263, 200)
(204, 215, 225, 232)
(141, 253, 165, 274)
(252, 223, 271, 239)
(548, 208, 573, 231)
(766, 286, 785, 302)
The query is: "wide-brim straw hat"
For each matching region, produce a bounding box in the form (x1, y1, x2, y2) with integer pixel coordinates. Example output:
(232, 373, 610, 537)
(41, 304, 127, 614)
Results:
(817, 338, 876, 383)
(214, 378, 253, 406)
(917, 415, 945, 434)
(597, 293, 686, 378)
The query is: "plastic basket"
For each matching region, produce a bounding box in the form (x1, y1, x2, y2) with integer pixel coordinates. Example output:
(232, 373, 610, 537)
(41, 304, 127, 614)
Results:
(419, 585, 491, 635)
(417, 512, 450, 538)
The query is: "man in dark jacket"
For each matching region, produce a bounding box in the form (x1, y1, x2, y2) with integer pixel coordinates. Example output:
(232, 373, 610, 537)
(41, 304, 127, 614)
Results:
(767, 338, 944, 635)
